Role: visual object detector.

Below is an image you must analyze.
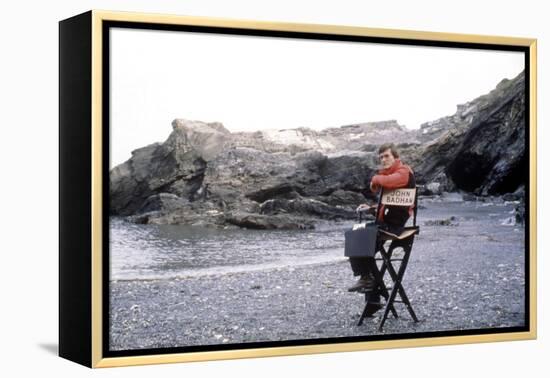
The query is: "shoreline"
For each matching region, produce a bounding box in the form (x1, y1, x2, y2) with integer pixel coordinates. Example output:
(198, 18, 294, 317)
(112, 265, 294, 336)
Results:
(110, 255, 348, 283)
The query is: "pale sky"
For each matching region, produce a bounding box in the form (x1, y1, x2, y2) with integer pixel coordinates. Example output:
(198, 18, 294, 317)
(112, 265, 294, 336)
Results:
(110, 27, 524, 169)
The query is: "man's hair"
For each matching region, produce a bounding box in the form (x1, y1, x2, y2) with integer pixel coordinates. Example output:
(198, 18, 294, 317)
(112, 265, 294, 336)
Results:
(378, 143, 400, 158)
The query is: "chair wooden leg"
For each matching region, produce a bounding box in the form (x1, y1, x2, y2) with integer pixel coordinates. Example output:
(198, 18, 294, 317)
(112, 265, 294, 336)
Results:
(356, 236, 419, 329)
(393, 249, 419, 322)
(372, 248, 398, 319)
(379, 239, 418, 330)
(379, 278, 401, 330)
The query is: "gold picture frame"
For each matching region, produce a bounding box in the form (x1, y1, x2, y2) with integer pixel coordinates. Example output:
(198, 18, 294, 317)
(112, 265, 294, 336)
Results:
(59, 9, 537, 368)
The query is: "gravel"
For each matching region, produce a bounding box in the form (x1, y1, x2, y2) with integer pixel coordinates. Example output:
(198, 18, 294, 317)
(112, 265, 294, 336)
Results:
(110, 219, 525, 351)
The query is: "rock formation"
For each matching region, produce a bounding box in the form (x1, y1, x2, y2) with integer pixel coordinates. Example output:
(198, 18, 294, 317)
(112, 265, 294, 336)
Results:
(110, 70, 526, 229)
(411, 71, 526, 196)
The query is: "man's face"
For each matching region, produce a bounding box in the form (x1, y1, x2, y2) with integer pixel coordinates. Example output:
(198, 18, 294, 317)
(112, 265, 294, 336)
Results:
(379, 148, 396, 169)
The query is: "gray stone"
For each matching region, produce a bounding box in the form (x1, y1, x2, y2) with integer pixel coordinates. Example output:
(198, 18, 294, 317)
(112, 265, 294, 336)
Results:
(109, 71, 526, 230)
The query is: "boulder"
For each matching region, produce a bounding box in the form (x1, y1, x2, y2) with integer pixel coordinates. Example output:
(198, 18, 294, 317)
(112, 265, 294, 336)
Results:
(225, 211, 316, 230)
(259, 197, 356, 220)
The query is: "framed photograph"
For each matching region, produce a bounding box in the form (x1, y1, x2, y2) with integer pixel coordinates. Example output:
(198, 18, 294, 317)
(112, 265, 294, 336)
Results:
(59, 10, 537, 368)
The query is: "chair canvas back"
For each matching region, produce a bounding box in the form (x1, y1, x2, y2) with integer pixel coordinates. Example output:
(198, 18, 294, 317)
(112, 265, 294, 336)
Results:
(376, 186, 419, 227)
(380, 188, 416, 206)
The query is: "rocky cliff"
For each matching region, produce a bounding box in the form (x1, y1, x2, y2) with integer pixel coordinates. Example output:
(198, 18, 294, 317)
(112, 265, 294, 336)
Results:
(410, 71, 526, 196)
(110, 70, 526, 229)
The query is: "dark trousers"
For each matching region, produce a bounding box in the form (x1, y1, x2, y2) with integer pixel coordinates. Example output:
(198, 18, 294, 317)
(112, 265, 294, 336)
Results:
(349, 256, 377, 277)
(348, 221, 407, 304)
(349, 256, 381, 302)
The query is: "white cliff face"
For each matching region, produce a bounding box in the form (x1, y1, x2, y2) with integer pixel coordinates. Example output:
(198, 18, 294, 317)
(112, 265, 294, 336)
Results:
(260, 128, 336, 151)
(170, 119, 231, 162)
(167, 118, 421, 157)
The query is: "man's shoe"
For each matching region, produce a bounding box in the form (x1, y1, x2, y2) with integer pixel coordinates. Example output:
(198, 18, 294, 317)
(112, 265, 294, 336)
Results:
(348, 274, 376, 292)
(364, 300, 383, 316)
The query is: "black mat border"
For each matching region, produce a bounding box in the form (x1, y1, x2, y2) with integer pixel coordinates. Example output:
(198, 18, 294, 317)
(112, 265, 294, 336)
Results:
(101, 19, 531, 359)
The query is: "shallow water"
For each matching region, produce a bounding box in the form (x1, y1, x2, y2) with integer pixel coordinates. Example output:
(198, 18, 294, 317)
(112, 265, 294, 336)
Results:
(109, 219, 349, 280)
(109, 198, 524, 281)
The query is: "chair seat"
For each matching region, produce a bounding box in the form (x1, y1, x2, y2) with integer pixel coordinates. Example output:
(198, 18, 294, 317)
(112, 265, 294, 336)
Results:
(378, 226, 419, 240)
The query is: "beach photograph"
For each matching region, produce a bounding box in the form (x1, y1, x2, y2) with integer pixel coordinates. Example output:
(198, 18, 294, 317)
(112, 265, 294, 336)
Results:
(107, 27, 527, 352)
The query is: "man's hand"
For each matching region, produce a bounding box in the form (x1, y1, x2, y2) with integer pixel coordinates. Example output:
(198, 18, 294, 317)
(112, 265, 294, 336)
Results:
(370, 178, 382, 192)
(370, 181, 377, 192)
(355, 203, 372, 213)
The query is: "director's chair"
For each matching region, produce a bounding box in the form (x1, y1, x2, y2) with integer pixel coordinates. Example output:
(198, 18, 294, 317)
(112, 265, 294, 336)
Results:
(356, 186, 420, 331)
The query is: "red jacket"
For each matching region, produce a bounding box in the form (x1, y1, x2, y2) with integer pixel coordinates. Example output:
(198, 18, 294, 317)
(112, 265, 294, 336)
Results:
(370, 159, 415, 225)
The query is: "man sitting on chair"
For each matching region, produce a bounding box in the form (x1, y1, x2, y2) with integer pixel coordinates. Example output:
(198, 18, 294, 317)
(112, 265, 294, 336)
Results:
(348, 143, 416, 298)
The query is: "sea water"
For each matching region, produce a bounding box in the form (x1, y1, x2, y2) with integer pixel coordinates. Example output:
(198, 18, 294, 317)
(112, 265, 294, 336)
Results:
(109, 198, 524, 281)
